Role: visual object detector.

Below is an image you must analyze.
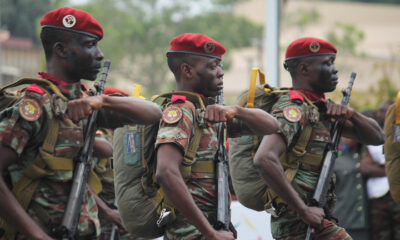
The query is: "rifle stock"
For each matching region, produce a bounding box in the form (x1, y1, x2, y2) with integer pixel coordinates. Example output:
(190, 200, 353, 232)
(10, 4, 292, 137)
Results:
(215, 90, 230, 231)
(53, 60, 111, 239)
(305, 72, 356, 240)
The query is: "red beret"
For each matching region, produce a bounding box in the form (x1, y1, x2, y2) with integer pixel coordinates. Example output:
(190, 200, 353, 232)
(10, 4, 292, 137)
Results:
(103, 87, 129, 96)
(168, 33, 226, 60)
(40, 7, 103, 40)
(285, 37, 337, 61)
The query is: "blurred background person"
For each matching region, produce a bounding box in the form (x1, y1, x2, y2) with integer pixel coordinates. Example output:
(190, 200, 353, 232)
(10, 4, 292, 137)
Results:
(333, 136, 370, 240)
(361, 101, 400, 240)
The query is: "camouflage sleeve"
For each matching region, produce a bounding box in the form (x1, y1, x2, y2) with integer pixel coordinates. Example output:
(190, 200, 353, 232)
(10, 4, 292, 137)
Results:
(270, 94, 307, 148)
(384, 103, 400, 203)
(155, 101, 196, 154)
(0, 91, 51, 156)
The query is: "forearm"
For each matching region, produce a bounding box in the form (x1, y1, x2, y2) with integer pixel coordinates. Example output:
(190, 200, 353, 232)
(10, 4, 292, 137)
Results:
(101, 95, 162, 125)
(157, 171, 216, 238)
(0, 180, 49, 240)
(234, 106, 279, 135)
(253, 152, 306, 215)
(360, 162, 386, 177)
(346, 112, 384, 145)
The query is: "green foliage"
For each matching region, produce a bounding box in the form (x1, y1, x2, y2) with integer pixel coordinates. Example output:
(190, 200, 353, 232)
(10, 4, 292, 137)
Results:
(75, 0, 262, 95)
(282, 8, 320, 32)
(0, 0, 66, 44)
(326, 22, 365, 55)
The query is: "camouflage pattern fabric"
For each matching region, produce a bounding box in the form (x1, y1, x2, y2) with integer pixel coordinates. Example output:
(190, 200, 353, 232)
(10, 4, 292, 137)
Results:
(369, 192, 400, 240)
(155, 97, 230, 240)
(269, 93, 352, 240)
(0, 76, 102, 238)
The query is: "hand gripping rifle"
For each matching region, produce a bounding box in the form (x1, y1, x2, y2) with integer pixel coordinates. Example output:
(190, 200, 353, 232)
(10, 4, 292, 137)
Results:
(53, 60, 111, 240)
(215, 90, 230, 231)
(305, 72, 356, 240)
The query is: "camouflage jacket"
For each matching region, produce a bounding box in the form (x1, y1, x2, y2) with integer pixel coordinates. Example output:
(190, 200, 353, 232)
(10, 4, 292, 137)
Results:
(0, 73, 112, 237)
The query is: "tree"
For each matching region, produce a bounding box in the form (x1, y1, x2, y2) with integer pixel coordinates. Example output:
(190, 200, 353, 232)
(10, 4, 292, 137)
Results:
(0, 0, 66, 44)
(74, 0, 263, 95)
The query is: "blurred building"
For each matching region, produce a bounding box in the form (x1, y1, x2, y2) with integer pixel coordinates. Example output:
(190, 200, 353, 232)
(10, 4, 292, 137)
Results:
(1, 37, 42, 86)
(223, 0, 400, 101)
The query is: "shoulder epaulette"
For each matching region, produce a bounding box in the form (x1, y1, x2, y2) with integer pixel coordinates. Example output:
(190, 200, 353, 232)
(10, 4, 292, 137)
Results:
(26, 84, 46, 95)
(171, 94, 187, 104)
(288, 90, 304, 102)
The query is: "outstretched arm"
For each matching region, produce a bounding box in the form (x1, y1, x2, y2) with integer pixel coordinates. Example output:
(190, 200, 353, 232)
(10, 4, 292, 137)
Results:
(325, 102, 384, 145)
(66, 95, 162, 127)
(253, 134, 325, 228)
(205, 105, 279, 136)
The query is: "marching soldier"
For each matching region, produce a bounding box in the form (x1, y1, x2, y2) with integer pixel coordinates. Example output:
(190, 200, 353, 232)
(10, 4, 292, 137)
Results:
(0, 7, 161, 239)
(253, 37, 384, 240)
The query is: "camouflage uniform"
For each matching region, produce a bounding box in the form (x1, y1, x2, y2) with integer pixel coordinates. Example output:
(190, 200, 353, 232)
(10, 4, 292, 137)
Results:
(0, 73, 116, 239)
(269, 91, 352, 240)
(155, 96, 238, 240)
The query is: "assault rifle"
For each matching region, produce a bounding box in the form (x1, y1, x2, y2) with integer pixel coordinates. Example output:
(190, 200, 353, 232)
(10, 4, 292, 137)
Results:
(53, 60, 111, 240)
(215, 90, 230, 231)
(305, 72, 356, 240)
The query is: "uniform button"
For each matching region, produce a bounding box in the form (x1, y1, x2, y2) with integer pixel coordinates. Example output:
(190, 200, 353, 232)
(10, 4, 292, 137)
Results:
(355, 163, 360, 168)
(76, 140, 80, 144)
(65, 140, 69, 143)
(356, 184, 361, 189)
(358, 195, 362, 200)
(357, 206, 363, 211)
(353, 153, 359, 158)
(343, 170, 348, 174)
(356, 173, 361, 178)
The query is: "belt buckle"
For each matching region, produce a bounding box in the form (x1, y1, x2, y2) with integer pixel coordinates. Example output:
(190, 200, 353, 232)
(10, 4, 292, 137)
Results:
(156, 208, 172, 228)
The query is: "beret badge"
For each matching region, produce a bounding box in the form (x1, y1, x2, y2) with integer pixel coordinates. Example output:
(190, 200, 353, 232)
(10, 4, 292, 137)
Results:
(309, 41, 320, 53)
(203, 42, 215, 54)
(62, 14, 76, 28)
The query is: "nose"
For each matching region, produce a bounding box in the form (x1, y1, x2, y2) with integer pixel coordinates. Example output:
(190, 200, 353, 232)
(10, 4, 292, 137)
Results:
(332, 65, 338, 74)
(217, 65, 224, 79)
(95, 47, 104, 61)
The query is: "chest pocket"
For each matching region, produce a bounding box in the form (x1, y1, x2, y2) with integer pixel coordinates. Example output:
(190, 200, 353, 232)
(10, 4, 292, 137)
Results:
(55, 119, 85, 158)
(306, 120, 331, 156)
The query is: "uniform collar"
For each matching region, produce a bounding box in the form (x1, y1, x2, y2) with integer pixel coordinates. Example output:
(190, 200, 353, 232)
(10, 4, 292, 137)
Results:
(38, 72, 87, 99)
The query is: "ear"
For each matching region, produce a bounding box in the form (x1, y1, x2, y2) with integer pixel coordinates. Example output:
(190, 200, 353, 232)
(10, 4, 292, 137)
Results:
(53, 42, 69, 58)
(180, 63, 193, 78)
(298, 62, 309, 75)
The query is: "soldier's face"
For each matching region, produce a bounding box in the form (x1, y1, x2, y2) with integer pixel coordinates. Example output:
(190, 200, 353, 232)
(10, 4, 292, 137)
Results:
(65, 34, 104, 81)
(307, 55, 338, 93)
(192, 57, 224, 97)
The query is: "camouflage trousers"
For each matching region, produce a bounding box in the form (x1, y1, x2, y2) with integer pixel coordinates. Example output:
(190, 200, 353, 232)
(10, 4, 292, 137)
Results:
(369, 192, 400, 240)
(271, 209, 352, 240)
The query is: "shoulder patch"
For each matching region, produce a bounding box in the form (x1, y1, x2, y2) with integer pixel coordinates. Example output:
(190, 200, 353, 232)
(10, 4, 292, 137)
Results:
(19, 98, 42, 121)
(283, 105, 302, 122)
(162, 105, 183, 124)
(26, 84, 45, 95)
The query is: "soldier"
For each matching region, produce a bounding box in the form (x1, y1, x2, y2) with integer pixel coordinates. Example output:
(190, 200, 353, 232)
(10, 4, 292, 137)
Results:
(253, 37, 384, 240)
(0, 7, 162, 240)
(155, 33, 279, 240)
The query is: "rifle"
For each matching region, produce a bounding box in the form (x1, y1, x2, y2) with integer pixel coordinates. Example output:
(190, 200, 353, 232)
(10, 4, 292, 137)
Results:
(305, 72, 356, 240)
(53, 60, 111, 240)
(214, 90, 230, 231)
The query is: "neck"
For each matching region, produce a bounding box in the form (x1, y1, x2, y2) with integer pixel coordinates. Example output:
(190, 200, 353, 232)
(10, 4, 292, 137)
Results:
(46, 60, 80, 84)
